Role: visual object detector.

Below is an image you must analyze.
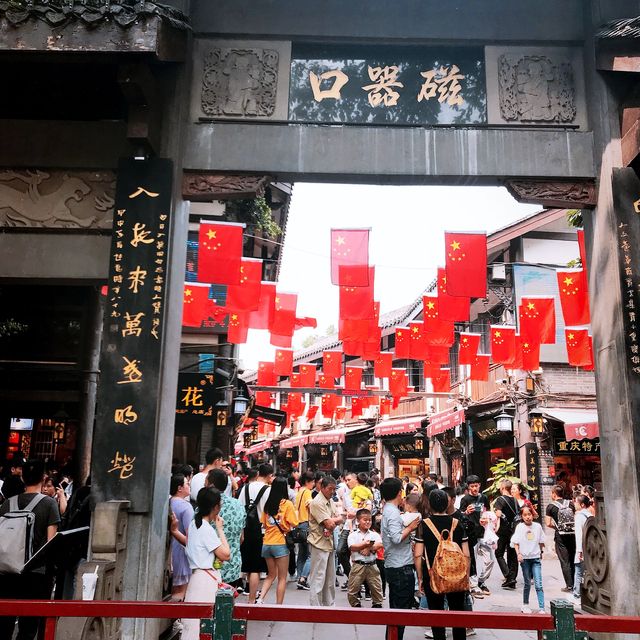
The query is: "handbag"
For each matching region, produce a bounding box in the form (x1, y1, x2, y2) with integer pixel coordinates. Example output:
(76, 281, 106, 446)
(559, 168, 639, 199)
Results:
(287, 491, 308, 544)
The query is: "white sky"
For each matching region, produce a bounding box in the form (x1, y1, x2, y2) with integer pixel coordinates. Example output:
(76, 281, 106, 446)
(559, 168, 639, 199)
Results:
(239, 184, 540, 369)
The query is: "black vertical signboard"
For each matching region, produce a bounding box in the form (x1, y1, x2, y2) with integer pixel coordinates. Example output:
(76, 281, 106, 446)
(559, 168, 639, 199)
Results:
(93, 158, 173, 513)
(524, 442, 540, 515)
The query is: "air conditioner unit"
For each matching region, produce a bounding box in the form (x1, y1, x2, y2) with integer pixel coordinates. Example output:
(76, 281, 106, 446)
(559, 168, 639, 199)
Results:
(491, 264, 507, 282)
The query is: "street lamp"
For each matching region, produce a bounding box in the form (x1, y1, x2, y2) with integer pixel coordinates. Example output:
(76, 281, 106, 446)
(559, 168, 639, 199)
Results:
(529, 410, 546, 435)
(233, 392, 249, 417)
(215, 398, 229, 427)
(367, 433, 377, 456)
(414, 428, 426, 452)
(495, 411, 514, 432)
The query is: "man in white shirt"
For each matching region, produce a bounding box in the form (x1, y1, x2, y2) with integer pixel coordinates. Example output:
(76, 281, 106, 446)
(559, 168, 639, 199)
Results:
(190, 448, 231, 502)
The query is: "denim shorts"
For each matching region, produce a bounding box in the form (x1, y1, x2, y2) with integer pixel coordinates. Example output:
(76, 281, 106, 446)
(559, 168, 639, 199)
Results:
(261, 544, 289, 559)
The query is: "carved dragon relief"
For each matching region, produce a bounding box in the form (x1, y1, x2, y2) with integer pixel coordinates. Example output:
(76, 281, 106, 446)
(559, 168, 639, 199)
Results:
(505, 179, 597, 209)
(0, 170, 115, 228)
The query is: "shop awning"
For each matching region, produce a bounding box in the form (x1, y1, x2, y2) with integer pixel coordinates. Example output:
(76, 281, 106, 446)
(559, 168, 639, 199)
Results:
(540, 408, 599, 441)
(374, 417, 424, 437)
(246, 440, 272, 455)
(427, 409, 465, 438)
(279, 434, 309, 449)
(308, 425, 365, 445)
(234, 442, 245, 454)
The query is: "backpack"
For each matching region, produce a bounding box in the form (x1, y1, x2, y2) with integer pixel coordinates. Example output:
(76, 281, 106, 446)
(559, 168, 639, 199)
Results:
(0, 493, 45, 574)
(496, 496, 518, 537)
(423, 518, 470, 594)
(243, 484, 268, 539)
(553, 499, 575, 534)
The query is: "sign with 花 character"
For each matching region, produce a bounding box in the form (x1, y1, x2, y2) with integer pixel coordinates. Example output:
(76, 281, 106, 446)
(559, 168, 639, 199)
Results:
(93, 158, 173, 513)
(175, 373, 219, 418)
(289, 44, 487, 126)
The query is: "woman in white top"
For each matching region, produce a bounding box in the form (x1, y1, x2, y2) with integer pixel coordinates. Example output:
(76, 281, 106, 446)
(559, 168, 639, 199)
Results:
(182, 487, 231, 640)
(510, 506, 545, 613)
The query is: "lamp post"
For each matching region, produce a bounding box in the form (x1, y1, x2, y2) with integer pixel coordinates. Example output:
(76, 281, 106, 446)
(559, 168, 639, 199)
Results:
(495, 411, 514, 432)
(233, 392, 249, 419)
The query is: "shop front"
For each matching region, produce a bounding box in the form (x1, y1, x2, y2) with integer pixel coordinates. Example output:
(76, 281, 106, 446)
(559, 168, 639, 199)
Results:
(342, 426, 375, 473)
(277, 433, 308, 474)
(375, 416, 429, 481)
(304, 425, 370, 472)
(427, 408, 467, 484)
(467, 417, 516, 486)
(537, 408, 601, 494)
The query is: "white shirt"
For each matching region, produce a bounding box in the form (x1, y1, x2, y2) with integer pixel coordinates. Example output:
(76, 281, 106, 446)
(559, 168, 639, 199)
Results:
(574, 509, 590, 561)
(190, 470, 231, 502)
(237, 480, 270, 520)
(186, 519, 221, 569)
(347, 528, 382, 563)
(510, 521, 545, 559)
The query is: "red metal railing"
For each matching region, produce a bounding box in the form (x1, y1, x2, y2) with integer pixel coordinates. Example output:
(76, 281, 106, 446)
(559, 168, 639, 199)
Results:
(1, 595, 640, 640)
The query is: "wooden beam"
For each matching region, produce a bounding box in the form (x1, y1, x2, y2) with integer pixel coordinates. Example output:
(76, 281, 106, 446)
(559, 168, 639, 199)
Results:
(622, 116, 640, 167)
(597, 52, 640, 73)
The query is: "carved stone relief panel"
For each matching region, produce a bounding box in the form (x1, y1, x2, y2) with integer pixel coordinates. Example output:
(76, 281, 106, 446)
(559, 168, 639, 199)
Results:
(0, 169, 115, 229)
(191, 39, 291, 122)
(505, 179, 596, 209)
(485, 47, 587, 130)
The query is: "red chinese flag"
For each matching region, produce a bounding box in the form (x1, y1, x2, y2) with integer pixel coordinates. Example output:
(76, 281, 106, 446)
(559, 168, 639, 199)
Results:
(288, 393, 303, 418)
(362, 338, 381, 361)
(339, 267, 375, 320)
(426, 345, 450, 364)
(183, 283, 214, 328)
(294, 316, 318, 330)
(380, 397, 392, 417)
(331, 228, 370, 286)
(299, 363, 316, 387)
(270, 292, 297, 337)
(255, 391, 273, 407)
(374, 352, 393, 379)
(290, 372, 302, 388)
(431, 368, 451, 393)
(395, 327, 411, 358)
(227, 311, 248, 344)
(458, 332, 481, 365)
(437, 267, 470, 322)
(197, 221, 244, 285)
(565, 328, 593, 368)
(226, 258, 262, 312)
(520, 297, 556, 344)
(519, 337, 541, 370)
(389, 368, 408, 398)
(340, 317, 370, 343)
(409, 322, 429, 360)
(557, 269, 590, 326)
(320, 394, 335, 418)
(490, 325, 517, 366)
(343, 341, 364, 357)
(306, 405, 319, 422)
(318, 372, 335, 389)
(335, 406, 347, 422)
(270, 333, 292, 348)
(351, 397, 363, 418)
(248, 282, 276, 330)
(257, 361, 276, 386)
(323, 351, 342, 378)
(345, 366, 363, 391)
(274, 348, 293, 376)
(577, 228, 588, 271)
(444, 232, 487, 298)
(470, 354, 490, 381)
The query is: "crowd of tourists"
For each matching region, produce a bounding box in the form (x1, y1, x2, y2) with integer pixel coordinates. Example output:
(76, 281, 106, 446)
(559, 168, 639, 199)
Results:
(168, 449, 596, 640)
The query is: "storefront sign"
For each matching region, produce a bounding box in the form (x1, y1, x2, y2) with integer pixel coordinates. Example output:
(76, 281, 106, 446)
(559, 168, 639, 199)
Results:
(93, 158, 173, 513)
(175, 372, 219, 418)
(554, 438, 600, 455)
(524, 442, 540, 508)
(308, 428, 346, 444)
(564, 421, 599, 441)
(375, 417, 422, 437)
(427, 408, 465, 437)
(289, 44, 486, 126)
(386, 441, 427, 457)
(279, 434, 309, 449)
(246, 440, 272, 455)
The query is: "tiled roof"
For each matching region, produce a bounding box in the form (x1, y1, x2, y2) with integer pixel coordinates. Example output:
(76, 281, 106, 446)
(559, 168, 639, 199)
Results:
(597, 17, 640, 40)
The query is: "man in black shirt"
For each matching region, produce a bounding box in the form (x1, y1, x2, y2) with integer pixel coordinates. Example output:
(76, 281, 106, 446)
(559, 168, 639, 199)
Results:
(0, 459, 60, 640)
(458, 475, 490, 598)
(493, 479, 519, 589)
(545, 484, 576, 592)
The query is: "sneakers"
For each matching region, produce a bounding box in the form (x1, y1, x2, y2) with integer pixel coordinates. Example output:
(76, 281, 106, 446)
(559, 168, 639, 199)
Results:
(502, 582, 517, 590)
(521, 606, 532, 614)
(297, 579, 310, 591)
(364, 594, 372, 601)
(341, 582, 349, 591)
(466, 630, 477, 637)
(255, 598, 264, 605)
(479, 583, 491, 595)
(336, 566, 344, 576)
(372, 604, 383, 609)
(561, 587, 573, 593)
(469, 587, 485, 599)
(538, 609, 546, 614)
(424, 631, 434, 639)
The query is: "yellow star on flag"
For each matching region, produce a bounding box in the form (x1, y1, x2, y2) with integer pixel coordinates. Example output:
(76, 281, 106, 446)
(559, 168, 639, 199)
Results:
(494, 330, 501, 337)
(563, 277, 574, 286)
(527, 302, 536, 310)
(207, 229, 217, 240)
(336, 236, 345, 245)
(450, 240, 461, 251)
(426, 301, 435, 310)
(568, 333, 575, 340)
(185, 289, 192, 297)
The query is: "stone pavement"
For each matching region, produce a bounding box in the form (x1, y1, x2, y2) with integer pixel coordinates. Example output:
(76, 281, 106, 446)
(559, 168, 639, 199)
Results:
(243, 536, 580, 640)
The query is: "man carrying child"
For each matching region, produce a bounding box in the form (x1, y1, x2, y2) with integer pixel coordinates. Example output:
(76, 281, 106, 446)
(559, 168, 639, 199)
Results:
(346, 508, 384, 608)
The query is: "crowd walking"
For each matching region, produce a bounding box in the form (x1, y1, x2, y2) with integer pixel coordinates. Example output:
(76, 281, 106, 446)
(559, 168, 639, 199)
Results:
(0, 449, 597, 640)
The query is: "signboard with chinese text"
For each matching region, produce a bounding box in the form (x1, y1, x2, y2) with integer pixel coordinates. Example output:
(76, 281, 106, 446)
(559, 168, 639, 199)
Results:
(289, 44, 486, 126)
(524, 442, 541, 514)
(175, 372, 220, 419)
(93, 158, 173, 513)
(553, 438, 600, 456)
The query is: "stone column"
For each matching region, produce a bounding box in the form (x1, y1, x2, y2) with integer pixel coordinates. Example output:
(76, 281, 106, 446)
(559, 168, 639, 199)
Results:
(582, 0, 640, 620)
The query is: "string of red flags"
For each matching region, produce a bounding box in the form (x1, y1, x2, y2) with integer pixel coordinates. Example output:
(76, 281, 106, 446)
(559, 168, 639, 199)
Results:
(185, 219, 595, 431)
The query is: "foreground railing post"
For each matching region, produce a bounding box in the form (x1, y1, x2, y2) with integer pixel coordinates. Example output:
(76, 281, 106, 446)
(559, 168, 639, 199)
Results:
(202, 589, 247, 640)
(43, 617, 58, 640)
(543, 600, 588, 640)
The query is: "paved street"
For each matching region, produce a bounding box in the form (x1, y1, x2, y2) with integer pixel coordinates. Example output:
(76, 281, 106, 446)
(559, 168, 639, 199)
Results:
(243, 534, 579, 640)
